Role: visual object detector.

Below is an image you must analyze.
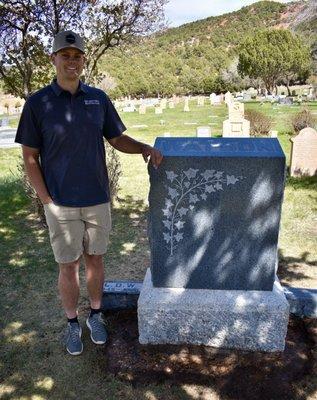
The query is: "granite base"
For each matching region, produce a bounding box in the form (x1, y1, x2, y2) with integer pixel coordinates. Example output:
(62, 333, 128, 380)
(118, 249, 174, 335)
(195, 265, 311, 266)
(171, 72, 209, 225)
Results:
(138, 269, 289, 352)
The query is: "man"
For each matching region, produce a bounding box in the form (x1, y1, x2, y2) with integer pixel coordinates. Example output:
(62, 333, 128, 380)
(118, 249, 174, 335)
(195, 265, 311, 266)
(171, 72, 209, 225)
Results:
(15, 30, 163, 356)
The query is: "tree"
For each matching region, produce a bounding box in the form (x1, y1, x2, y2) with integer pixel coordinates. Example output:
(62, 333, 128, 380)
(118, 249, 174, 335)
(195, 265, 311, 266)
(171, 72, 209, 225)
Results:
(0, 0, 166, 99)
(238, 29, 312, 95)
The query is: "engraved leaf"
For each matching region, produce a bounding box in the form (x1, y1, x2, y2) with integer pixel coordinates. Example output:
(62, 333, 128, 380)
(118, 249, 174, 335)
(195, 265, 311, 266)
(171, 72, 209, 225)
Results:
(174, 232, 183, 242)
(175, 220, 185, 230)
(184, 181, 190, 188)
(178, 207, 189, 217)
(168, 187, 179, 199)
(163, 220, 172, 229)
(226, 175, 239, 185)
(215, 171, 224, 179)
(166, 171, 178, 182)
(201, 193, 207, 200)
(201, 169, 216, 180)
(205, 185, 215, 193)
(184, 168, 199, 180)
(163, 232, 171, 243)
(215, 182, 223, 190)
(189, 193, 199, 204)
(162, 208, 172, 217)
(165, 198, 173, 208)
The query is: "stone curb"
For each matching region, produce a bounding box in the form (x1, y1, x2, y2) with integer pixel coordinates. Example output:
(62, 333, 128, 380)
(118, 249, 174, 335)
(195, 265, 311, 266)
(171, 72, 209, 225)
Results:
(102, 280, 317, 318)
(283, 287, 317, 318)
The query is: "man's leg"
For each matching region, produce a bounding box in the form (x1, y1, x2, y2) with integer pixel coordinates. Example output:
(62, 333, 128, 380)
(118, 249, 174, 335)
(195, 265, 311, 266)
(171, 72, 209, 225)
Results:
(58, 258, 81, 318)
(58, 258, 83, 355)
(83, 253, 104, 309)
(82, 203, 111, 345)
(84, 253, 107, 344)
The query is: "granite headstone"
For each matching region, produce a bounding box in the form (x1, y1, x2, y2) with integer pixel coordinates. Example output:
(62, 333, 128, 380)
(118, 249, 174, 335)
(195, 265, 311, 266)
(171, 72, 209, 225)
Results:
(148, 137, 286, 291)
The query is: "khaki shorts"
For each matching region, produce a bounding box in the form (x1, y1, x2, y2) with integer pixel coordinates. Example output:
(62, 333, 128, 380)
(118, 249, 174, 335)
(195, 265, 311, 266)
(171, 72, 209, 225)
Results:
(44, 202, 111, 264)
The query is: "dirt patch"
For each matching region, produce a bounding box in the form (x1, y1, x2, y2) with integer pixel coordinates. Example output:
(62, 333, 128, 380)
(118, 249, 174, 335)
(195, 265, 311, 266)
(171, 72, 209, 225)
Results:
(100, 310, 317, 400)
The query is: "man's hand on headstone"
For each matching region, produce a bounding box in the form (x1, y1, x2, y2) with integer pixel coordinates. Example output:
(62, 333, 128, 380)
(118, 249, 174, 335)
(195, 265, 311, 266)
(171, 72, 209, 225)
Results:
(141, 144, 163, 169)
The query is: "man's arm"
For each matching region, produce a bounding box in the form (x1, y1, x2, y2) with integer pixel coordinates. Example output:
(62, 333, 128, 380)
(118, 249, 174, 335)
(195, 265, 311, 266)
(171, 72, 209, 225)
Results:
(107, 134, 163, 169)
(22, 145, 52, 204)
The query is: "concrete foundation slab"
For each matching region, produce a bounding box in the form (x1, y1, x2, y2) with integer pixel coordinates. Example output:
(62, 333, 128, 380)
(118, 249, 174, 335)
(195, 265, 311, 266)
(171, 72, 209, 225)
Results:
(138, 269, 289, 352)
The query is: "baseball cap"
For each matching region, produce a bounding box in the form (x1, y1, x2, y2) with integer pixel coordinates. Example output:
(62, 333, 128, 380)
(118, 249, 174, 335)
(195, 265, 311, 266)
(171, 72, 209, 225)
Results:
(52, 30, 85, 54)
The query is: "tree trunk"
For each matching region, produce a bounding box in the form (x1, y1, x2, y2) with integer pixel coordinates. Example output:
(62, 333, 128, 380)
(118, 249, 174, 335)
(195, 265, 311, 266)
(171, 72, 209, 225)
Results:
(286, 79, 291, 96)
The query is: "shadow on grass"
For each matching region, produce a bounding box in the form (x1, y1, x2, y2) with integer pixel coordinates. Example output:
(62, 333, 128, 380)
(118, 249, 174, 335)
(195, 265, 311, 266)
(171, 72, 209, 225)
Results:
(106, 195, 150, 280)
(278, 249, 317, 286)
(286, 175, 317, 191)
(0, 177, 52, 272)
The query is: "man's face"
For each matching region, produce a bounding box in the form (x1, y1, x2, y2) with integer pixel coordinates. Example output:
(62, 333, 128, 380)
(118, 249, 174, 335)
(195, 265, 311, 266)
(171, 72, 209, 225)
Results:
(51, 48, 85, 82)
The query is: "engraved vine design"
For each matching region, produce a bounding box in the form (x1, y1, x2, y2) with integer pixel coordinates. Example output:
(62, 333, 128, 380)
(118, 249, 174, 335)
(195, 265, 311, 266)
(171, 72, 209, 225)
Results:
(162, 168, 242, 256)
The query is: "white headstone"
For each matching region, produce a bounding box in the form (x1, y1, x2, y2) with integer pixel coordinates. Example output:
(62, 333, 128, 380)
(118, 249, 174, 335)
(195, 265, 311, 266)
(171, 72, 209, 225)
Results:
(196, 126, 211, 138)
(161, 99, 167, 110)
(139, 104, 146, 115)
(223, 102, 250, 137)
(155, 106, 163, 114)
(290, 127, 317, 177)
(184, 98, 190, 112)
(123, 105, 135, 113)
(225, 91, 233, 106)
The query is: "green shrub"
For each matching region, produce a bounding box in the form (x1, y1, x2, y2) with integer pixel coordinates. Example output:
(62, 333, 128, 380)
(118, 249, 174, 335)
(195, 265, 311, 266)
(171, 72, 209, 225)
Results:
(290, 109, 317, 134)
(245, 109, 272, 136)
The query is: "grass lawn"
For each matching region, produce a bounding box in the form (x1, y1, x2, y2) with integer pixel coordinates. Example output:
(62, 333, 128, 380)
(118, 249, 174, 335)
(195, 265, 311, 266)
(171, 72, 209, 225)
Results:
(0, 100, 316, 399)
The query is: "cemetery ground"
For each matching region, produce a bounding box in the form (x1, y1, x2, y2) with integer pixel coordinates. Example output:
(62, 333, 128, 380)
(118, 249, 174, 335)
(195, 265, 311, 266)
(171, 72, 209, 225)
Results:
(0, 101, 316, 399)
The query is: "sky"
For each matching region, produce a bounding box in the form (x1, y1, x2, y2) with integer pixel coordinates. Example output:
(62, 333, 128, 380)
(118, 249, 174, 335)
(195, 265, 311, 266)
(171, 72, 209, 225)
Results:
(164, 0, 295, 27)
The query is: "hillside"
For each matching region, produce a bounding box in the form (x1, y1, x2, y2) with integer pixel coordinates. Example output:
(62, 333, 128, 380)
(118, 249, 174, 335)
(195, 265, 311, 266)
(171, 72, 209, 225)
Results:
(99, 0, 315, 97)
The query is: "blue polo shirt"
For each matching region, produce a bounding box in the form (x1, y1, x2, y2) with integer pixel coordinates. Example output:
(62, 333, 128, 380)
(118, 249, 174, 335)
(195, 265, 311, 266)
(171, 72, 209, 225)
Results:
(15, 79, 126, 207)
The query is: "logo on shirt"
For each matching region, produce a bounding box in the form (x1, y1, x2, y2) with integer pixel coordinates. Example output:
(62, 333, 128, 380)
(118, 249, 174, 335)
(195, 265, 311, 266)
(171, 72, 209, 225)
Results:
(84, 100, 100, 105)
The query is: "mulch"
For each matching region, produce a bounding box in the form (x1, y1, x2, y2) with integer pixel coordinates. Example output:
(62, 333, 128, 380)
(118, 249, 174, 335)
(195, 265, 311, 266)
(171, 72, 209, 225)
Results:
(99, 309, 317, 400)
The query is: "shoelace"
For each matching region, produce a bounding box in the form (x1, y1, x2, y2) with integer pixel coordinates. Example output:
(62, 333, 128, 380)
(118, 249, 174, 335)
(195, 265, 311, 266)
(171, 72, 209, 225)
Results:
(90, 316, 105, 333)
(69, 325, 80, 343)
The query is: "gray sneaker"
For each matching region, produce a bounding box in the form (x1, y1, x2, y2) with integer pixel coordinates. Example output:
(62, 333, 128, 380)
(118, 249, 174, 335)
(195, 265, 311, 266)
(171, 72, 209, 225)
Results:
(86, 313, 108, 345)
(65, 322, 83, 356)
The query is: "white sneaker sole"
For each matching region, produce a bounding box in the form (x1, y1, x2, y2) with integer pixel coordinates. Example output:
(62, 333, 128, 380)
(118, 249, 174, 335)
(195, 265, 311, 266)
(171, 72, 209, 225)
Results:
(86, 319, 107, 345)
(66, 327, 83, 356)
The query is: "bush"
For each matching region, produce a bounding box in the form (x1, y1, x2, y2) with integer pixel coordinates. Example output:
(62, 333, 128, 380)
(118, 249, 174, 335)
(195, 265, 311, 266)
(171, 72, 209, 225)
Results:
(245, 109, 272, 136)
(290, 109, 317, 134)
(17, 158, 46, 226)
(17, 147, 122, 226)
(106, 145, 122, 205)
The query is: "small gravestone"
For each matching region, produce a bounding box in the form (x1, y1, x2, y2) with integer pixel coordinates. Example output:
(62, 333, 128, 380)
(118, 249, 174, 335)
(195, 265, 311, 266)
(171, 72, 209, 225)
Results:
(225, 91, 233, 106)
(196, 126, 211, 137)
(123, 105, 135, 112)
(102, 280, 142, 310)
(223, 102, 250, 137)
(138, 137, 289, 351)
(210, 93, 216, 105)
(1, 118, 9, 127)
(168, 100, 175, 109)
(184, 98, 190, 112)
(290, 127, 317, 177)
(243, 93, 252, 101)
(278, 97, 293, 106)
(155, 106, 163, 114)
(197, 96, 205, 106)
(139, 104, 146, 115)
(161, 99, 167, 109)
